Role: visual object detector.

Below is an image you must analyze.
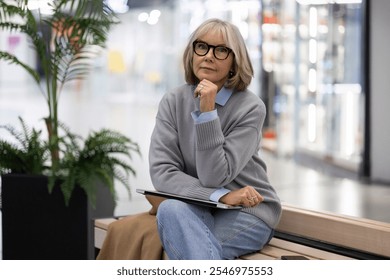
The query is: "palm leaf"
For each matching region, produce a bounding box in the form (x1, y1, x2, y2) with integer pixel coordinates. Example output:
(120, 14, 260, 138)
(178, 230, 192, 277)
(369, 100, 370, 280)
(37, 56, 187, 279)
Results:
(0, 51, 40, 83)
(1, 0, 118, 96)
(0, 1, 140, 207)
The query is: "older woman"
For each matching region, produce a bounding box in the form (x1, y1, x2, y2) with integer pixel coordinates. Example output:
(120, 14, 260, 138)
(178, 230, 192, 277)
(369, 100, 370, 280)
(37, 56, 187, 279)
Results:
(149, 18, 281, 260)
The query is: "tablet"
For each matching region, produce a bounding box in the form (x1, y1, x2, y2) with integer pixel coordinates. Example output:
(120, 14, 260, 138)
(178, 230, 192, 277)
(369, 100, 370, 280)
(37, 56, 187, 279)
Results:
(136, 189, 242, 210)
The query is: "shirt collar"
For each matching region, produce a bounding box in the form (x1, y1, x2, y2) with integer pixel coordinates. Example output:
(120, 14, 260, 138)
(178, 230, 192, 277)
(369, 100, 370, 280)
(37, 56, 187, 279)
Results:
(215, 87, 233, 106)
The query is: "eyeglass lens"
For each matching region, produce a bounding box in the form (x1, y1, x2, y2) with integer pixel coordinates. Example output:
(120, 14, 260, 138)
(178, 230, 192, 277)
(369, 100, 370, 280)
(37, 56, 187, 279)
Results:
(193, 41, 231, 60)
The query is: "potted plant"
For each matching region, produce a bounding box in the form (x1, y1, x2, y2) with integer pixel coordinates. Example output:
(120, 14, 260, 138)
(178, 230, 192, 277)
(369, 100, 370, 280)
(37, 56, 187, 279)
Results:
(0, 0, 140, 259)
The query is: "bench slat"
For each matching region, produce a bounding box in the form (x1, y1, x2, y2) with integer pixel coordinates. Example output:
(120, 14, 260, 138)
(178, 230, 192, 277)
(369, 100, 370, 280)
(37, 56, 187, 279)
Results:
(95, 218, 117, 230)
(94, 204, 389, 259)
(95, 227, 108, 249)
(277, 204, 390, 257)
(259, 244, 317, 259)
(269, 238, 354, 260)
(239, 251, 277, 260)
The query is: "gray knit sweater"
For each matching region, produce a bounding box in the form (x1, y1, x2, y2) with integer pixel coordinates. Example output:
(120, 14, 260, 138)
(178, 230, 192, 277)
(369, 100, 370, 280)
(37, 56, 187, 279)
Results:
(149, 84, 281, 228)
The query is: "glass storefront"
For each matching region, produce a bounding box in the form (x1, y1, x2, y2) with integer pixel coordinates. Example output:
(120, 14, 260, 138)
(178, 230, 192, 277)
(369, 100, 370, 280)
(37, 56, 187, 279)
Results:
(104, 0, 263, 99)
(1, 0, 366, 174)
(261, 0, 365, 173)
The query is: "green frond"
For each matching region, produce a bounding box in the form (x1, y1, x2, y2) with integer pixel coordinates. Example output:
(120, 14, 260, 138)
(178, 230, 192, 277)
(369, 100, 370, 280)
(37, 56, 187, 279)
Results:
(0, 118, 49, 175)
(0, 1, 138, 208)
(55, 46, 103, 84)
(0, 51, 41, 84)
(0, 22, 24, 33)
(59, 172, 77, 206)
(0, 1, 27, 21)
(1, 0, 118, 99)
(19, 116, 33, 149)
(57, 121, 83, 152)
(53, 128, 141, 206)
(0, 122, 26, 148)
(112, 168, 131, 192)
(0, 141, 25, 174)
(45, 0, 118, 89)
(0, 2, 46, 83)
(108, 156, 137, 177)
(47, 174, 56, 193)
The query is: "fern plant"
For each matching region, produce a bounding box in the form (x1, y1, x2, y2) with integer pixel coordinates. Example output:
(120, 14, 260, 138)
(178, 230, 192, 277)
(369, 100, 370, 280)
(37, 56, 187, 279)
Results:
(0, 116, 140, 207)
(0, 0, 140, 206)
(0, 117, 50, 175)
(52, 128, 140, 207)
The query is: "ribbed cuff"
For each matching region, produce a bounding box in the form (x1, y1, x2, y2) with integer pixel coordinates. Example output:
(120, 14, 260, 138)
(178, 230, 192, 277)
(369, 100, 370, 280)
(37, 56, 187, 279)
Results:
(195, 118, 224, 151)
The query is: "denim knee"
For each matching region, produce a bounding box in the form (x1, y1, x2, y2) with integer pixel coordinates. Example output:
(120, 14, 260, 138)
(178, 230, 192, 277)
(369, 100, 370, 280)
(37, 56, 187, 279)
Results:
(157, 199, 183, 219)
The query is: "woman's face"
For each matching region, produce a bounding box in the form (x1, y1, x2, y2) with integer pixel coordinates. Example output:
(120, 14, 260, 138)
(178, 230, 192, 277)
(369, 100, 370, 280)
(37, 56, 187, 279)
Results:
(192, 31, 234, 90)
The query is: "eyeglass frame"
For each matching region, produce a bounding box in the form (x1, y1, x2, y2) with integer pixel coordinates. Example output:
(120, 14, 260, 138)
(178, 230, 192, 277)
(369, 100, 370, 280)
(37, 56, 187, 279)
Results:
(192, 40, 233, 60)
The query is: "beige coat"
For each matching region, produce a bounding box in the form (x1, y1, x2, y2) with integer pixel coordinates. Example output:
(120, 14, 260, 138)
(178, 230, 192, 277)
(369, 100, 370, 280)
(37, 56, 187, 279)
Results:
(96, 195, 165, 260)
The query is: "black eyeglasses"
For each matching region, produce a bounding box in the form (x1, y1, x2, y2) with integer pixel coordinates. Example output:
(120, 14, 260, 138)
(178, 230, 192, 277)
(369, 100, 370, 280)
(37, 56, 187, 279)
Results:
(193, 40, 232, 60)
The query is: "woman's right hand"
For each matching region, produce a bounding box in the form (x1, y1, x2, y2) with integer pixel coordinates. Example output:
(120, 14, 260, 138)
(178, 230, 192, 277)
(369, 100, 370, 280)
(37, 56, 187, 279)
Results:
(195, 79, 218, 113)
(219, 186, 264, 208)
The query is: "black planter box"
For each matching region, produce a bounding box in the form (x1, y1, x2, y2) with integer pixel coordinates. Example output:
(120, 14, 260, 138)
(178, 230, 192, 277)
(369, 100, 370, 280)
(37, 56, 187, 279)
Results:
(1, 174, 115, 260)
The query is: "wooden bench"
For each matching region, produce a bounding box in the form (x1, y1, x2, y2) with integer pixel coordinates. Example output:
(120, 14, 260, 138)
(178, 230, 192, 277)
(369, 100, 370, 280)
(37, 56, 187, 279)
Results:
(240, 204, 390, 260)
(95, 203, 390, 260)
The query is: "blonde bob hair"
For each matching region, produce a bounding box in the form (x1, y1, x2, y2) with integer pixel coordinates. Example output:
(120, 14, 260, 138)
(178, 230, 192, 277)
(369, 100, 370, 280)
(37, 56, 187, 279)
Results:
(183, 18, 253, 92)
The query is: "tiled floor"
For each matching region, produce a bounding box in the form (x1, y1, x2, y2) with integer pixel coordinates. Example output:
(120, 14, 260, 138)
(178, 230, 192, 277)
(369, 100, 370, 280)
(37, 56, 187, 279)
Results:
(1, 77, 390, 259)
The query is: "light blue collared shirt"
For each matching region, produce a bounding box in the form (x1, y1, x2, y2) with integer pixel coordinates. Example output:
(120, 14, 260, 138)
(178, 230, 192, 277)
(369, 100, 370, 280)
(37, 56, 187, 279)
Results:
(191, 86, 232, 124)
(191, 86, 233, 202)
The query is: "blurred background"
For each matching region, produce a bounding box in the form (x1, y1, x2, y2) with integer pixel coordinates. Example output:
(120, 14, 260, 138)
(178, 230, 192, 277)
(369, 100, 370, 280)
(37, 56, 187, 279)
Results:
(1, 0, 390, 257)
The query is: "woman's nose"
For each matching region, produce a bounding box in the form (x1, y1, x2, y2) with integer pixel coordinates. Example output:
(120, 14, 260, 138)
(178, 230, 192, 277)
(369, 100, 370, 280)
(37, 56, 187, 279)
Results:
(205, 47, 214, 60)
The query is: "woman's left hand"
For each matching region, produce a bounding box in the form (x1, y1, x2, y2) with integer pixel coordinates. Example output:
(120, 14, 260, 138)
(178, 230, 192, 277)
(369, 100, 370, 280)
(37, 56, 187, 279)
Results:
(219, 186, 264, 208)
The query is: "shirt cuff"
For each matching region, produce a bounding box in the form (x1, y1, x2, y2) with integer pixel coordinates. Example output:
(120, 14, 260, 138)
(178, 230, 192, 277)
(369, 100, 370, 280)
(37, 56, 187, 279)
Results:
(191, 109, 218, 124)
(210, 188, 231, 202)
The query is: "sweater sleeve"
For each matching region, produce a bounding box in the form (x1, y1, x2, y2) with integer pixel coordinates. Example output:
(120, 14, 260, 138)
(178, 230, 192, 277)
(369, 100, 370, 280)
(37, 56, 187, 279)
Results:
(148, 94, 217, 200)
(194, 102, 265, 188)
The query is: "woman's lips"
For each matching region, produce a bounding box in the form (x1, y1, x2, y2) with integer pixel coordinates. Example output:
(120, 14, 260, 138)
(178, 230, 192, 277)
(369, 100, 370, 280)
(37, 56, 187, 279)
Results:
(200, 66, 215, 71)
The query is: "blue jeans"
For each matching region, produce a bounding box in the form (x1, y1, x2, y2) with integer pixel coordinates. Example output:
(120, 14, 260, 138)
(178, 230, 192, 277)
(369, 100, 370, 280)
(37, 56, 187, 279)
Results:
(156, 199, 274, 260)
